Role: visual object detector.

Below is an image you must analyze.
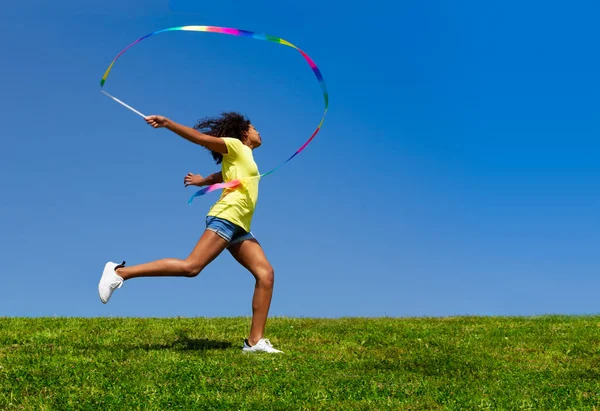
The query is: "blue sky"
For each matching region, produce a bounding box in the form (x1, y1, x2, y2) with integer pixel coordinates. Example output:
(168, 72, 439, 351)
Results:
(1, 0, 598, 318)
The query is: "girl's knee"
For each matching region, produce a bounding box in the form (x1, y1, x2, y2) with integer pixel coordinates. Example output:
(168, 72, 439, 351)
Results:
(256, 266, 274, 288)
(182, 260, 203, 278)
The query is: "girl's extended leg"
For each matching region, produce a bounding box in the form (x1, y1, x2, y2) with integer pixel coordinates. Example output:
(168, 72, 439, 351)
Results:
(117, 230, 229, 280)
(228, 239, 275, 346)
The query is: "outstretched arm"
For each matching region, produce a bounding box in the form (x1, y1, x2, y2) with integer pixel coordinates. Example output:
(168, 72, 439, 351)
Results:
(146, 115, 228, 154)
(184, 171, 223, 187)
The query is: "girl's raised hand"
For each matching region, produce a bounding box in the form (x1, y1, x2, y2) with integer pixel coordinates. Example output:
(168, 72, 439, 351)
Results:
(145, 115, 170, 128)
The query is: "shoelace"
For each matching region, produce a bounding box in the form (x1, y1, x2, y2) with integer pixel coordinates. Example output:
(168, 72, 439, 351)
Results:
(261, 339, 273, 347)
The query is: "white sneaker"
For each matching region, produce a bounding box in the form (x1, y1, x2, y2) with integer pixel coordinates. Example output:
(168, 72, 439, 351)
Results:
(242, 338, 283, 353)
(98, 261, 125, 304)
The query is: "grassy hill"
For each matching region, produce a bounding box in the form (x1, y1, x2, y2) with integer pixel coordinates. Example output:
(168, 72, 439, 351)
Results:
(1, 316, 599, 410)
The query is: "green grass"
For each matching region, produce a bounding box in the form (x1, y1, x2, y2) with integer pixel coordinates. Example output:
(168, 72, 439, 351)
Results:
(1, 316, 599, 410)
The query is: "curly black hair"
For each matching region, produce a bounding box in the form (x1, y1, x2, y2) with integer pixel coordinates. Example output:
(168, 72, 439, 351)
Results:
(193, 112, 252, 164)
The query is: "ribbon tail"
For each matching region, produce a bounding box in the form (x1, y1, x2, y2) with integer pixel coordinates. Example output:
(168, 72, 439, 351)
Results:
(188, 179, 242, 205)
(188, 186, 211, 204)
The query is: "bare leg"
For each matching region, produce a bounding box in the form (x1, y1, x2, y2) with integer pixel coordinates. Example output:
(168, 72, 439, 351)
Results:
(116, 230, 229, 280)
(228, 239, 275, 346)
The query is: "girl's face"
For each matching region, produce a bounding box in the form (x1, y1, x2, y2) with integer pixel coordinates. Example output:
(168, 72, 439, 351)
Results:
(245, 125, 262, 149)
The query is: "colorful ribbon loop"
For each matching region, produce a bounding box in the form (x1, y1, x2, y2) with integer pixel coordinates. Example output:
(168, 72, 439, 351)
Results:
(100, 26, 328, 204)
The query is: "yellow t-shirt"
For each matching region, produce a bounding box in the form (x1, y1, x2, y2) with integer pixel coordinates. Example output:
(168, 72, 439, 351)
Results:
(207, 138, 260, 232)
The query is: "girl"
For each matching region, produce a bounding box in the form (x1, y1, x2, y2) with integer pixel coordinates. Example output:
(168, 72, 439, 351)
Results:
(98, 111, 282, 353)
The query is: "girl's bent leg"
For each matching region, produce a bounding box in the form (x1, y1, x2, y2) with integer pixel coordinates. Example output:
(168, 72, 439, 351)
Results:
(117, 230, 229, 280)
(228, 239, 275, 346)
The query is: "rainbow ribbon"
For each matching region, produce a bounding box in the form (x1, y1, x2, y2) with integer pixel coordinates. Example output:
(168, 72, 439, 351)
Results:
(100, 25, 328, 204)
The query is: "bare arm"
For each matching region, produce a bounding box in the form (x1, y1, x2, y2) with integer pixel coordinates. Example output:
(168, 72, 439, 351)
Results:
(146, 115, 228, 154)
(184, 171, 223, 187)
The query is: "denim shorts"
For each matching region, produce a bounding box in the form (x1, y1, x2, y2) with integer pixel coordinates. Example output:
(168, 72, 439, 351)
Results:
(205, 216, 255, 246)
